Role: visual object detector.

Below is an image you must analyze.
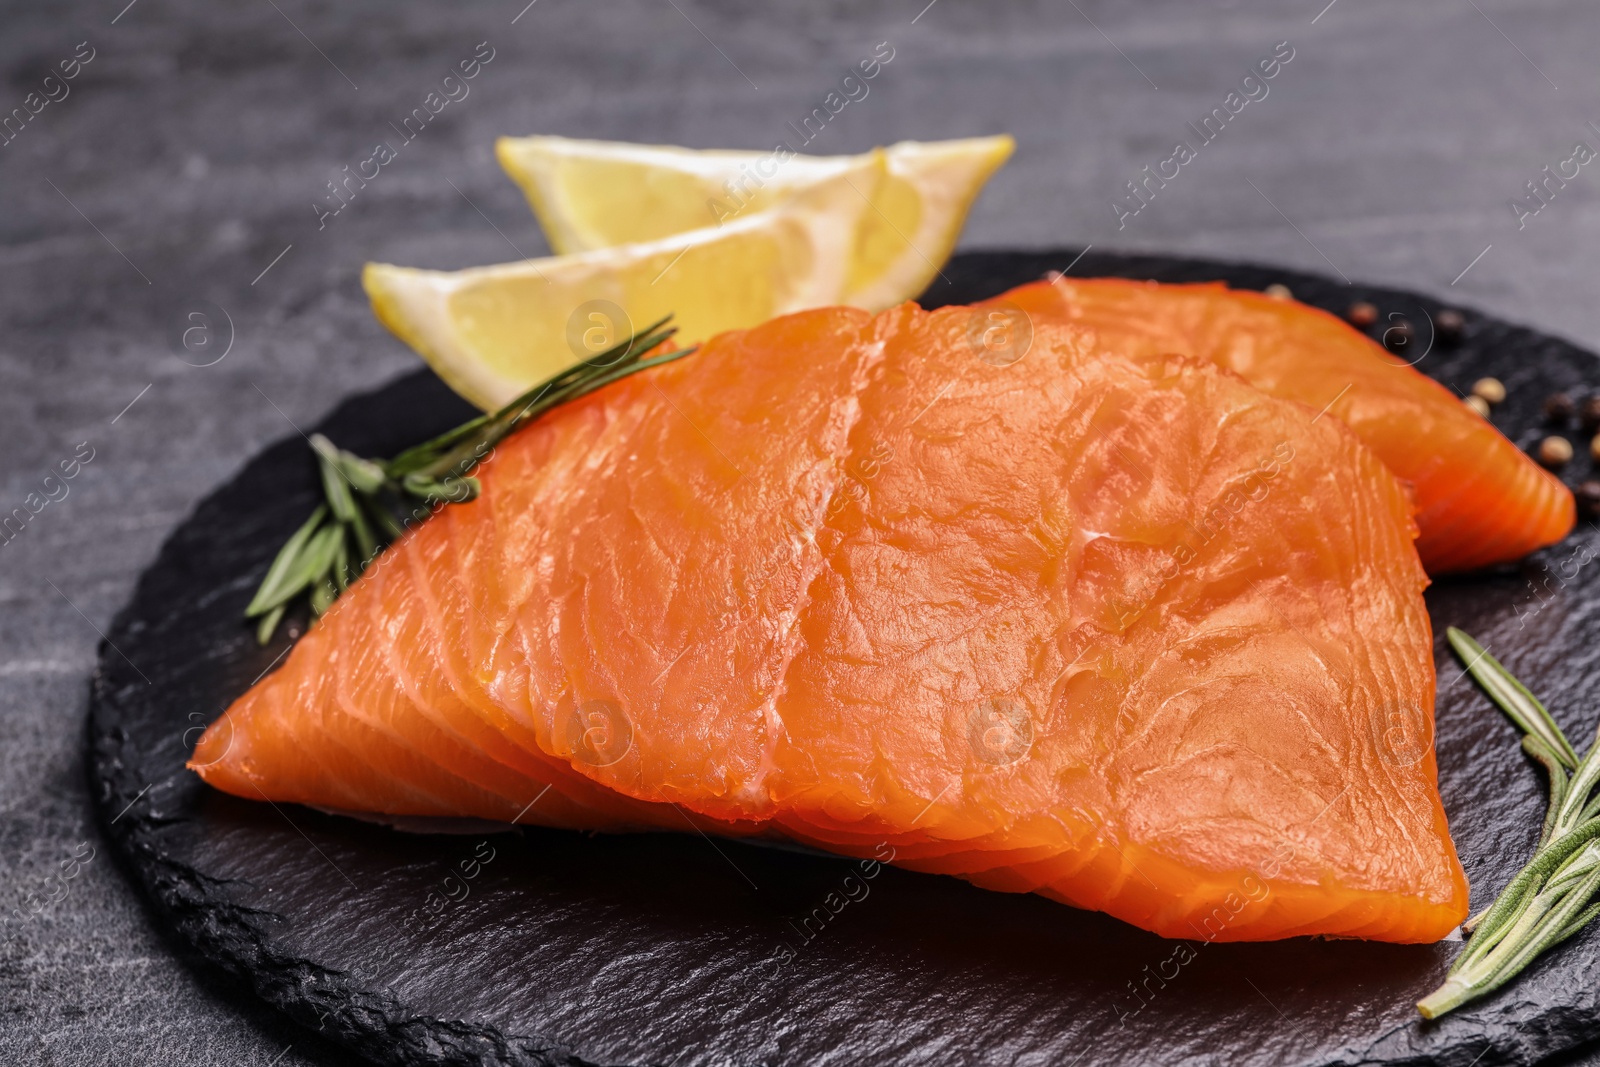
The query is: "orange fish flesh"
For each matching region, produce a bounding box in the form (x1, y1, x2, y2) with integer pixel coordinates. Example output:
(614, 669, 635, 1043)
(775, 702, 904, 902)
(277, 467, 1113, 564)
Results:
(193, 304, 1468, 943)
(985, 276, 1573, 573)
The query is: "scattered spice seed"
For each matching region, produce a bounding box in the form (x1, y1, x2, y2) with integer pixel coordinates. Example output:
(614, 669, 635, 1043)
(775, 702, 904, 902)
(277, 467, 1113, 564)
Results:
(1435, 309, 1465, 346)
(1591, 433, 1600, 463)
(1578, 480, 1600, 517)
(1580, 396, 1600, 434)
(1264, 283, 1292, 301)
(1539, 435, 1574, 468)
(1384, 319, 1414, 354)
(1546, 392, 1576, 422)
(1471, 377, 1506, 405)
(1347, 301, 1378, 327)
(1464, 395, 1491, 417)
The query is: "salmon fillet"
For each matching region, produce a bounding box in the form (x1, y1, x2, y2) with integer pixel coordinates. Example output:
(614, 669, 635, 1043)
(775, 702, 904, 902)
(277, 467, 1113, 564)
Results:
(193, 304, 1467, 943)
(986, 277, 1574, 573)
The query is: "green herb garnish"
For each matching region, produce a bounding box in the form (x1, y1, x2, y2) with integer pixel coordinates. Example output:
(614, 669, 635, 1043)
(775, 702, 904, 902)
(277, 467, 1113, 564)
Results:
(1418, 627, 1600, 1019)
(245, 316, 690, 642)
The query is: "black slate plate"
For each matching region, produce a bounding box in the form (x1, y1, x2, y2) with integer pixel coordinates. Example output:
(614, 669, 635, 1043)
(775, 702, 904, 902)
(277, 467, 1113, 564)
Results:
(89, 250, 1600, 1067)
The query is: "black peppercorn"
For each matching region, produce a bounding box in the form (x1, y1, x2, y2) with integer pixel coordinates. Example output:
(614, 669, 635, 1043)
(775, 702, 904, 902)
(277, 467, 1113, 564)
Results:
(1546, 392, 1576, 422)
(1580, 396, 1600, 434)
(1384, 318, 1414, 354)
(1435, 309, 1465, 346)
(1578, 480, 1600, 516)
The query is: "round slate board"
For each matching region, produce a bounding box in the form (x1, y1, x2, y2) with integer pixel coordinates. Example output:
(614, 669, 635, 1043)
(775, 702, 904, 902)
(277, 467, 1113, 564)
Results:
(89, 250, 1600, 1067)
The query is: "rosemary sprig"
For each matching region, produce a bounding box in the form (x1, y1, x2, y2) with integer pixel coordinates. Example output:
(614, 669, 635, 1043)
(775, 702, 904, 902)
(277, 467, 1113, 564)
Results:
(245, 316, 690, 642)
(1417, 627, 1600, 1019)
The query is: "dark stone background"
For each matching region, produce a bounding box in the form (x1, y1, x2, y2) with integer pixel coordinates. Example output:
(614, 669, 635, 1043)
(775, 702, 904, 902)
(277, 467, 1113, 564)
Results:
(5, 0, 1600, 1063)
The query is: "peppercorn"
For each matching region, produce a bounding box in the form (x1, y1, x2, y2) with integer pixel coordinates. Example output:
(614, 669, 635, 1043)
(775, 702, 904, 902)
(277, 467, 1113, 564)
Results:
(1546, 392, 1576, 422)
(1539, 435, 1574, 468)
(1578, 480, 1600, 517)
(1471, 377, 1506, 405)
(1384, 319, 1414, 354)
(1435, 309, 1465, 346)
(1580, 396, 1600, 434)
(1264, 283, 1292, 301)
(1464, 395, 1491, 417)
(1591, 433, 1600, 463)
(1347, 301, 1378, 327)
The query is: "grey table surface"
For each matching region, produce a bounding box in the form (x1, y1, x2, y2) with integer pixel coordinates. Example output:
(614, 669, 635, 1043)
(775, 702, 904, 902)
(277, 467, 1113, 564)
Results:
(6, 0, 1600, 1063)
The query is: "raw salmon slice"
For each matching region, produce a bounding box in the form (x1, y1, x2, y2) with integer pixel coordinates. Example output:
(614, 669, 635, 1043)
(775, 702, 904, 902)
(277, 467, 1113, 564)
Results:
(193, 304, 1467, 943)
(985, 276, 1574, 573)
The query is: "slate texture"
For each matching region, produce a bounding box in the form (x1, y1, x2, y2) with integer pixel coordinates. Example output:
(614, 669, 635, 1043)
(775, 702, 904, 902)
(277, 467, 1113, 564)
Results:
(8, 1, 1600, 1064)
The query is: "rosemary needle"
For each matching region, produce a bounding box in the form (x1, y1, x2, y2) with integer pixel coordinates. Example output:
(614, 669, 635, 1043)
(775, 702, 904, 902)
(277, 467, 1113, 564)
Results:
(1419, 627, 1600, 1018)
(1446, 628, 1579, 770)
(245, 316, 693, 642)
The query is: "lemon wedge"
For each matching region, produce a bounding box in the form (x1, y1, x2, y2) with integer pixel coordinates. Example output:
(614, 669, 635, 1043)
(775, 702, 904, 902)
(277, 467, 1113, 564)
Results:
(363, 160, 882, 411)
(494, 134, 1014, 310)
